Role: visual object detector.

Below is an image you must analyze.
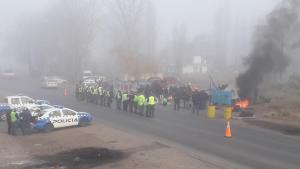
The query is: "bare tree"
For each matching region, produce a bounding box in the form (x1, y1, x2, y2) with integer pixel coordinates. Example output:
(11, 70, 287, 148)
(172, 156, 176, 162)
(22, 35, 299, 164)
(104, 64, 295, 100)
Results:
(172, 24, 188, 76)
(109, 0, 158, 79)
(5, 0, 98, 79)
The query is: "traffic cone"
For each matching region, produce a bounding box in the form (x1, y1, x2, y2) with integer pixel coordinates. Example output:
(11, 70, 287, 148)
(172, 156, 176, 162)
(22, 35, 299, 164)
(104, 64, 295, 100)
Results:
(64, 88, 68, 96)
(225, 121, 232, 138)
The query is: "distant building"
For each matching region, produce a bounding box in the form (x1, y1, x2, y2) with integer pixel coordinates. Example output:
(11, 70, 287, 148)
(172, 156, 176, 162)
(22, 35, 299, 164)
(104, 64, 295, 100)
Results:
(182, 56, 208, 74)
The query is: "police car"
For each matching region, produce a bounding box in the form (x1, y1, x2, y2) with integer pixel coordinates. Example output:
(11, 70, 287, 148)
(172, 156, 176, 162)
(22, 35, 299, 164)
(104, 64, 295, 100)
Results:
(34, 107, 93, 132)
(26, 104, 54, 117)
(4, 95, 36, 108)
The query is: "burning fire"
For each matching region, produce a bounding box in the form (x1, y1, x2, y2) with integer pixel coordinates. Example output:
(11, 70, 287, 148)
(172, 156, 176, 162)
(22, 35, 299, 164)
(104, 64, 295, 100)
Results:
(234, 99, 249, 109)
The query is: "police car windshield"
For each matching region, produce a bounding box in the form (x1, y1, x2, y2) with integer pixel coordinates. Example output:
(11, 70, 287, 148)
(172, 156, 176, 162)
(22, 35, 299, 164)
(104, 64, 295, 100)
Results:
(41, 108, 57, 114)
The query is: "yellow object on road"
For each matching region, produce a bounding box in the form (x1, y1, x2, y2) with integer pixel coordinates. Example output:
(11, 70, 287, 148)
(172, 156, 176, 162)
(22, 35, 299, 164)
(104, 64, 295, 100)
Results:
(223, 106, 232, 120)
(207, 105, 216, 118)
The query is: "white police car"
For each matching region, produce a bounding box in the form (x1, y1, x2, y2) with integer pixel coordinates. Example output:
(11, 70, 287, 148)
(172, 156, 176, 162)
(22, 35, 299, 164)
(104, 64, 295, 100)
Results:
(34, 107, 92, 132)
(26, 104, 54, 117)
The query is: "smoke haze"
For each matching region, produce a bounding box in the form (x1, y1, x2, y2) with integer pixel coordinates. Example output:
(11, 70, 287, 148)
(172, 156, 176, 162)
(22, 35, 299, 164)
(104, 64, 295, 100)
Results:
(236, 0, 300, 100)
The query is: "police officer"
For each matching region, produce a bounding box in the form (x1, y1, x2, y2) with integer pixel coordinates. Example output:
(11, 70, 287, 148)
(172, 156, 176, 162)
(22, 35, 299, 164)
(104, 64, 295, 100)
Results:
(10, 109, 18, 135)
(84, 86, 89, 102)
(173, 87, 181, 111)
(122, 91, 128, 112)
(146, 94, 156, 117)
(78, 86, 84, 101)
(93, 86, 98, 104)
(97, 86, 103, 105)
(87, 86, 92, 103)
(75, 84, 80, 100)
(116, 90, 122, 110)
(137, 93, 145, 116)
(133, 92, 138, 114)
(106, 90, 112, 107)
(99, 87, 104, 106)
(128, 91, 134, 113)
(19, 108, 32, 135)
(6, 109, 11, 135)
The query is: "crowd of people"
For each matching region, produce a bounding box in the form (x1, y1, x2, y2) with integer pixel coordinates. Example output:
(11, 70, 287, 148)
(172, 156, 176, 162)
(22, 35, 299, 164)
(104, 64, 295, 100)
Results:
(6, 108, 33, 136)
(75, 82, 158, 118)
(75, 81, 210, 117)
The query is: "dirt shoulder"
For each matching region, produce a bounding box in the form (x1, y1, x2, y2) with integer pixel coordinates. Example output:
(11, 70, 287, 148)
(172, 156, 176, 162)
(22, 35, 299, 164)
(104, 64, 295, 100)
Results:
(0, 122, 225, 169)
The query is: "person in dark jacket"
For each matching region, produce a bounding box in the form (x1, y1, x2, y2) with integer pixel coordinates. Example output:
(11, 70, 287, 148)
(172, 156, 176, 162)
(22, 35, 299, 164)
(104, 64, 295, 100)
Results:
(199, 90, 209, 110)
(19, 108, 32, 135)
(173, 87, 181, 111)
(192, 89, 201, 115)
(116, 90, 122, 110)
(6, 110, 12, 135)
(128, 92, 134, 113)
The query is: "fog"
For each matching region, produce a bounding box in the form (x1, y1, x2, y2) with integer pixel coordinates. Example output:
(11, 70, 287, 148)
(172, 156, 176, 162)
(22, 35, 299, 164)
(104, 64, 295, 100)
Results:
(2, 0, 297, 82)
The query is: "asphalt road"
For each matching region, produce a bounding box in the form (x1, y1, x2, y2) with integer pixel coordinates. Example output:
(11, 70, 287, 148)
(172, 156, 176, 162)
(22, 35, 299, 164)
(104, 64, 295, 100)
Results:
(1, 77, 300, 169)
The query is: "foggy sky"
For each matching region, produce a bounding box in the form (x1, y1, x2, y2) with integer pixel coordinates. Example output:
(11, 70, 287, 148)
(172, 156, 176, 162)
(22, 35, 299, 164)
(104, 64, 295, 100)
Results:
(0, 0, 280, 67)
(0, 0, 279, 39)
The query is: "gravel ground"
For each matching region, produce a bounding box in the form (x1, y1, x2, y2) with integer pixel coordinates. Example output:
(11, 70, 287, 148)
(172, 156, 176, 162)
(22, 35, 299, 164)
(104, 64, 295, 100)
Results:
(0, 122, 222, 169)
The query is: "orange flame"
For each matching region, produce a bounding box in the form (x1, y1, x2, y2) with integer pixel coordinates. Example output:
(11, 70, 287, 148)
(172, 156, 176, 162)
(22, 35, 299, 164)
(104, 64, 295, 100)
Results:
(235, 99, 249, 109)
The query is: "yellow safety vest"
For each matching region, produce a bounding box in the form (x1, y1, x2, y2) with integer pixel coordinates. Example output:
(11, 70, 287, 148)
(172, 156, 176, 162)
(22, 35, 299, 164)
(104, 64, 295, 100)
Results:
(10, 111, 17, 122)
(148, 96, 155, 105)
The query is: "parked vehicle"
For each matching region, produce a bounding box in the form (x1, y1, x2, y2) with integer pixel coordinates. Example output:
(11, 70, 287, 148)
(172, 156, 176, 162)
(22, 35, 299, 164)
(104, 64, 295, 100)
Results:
(4, 95, 36, 108)
(0, 104, 11, 121)
(42, 79, 58, 89)
(34, 107, 93, 132)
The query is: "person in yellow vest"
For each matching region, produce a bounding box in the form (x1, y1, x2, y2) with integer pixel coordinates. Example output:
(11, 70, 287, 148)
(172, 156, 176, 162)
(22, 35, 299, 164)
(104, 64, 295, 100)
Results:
(102, 89, 107, 106)
(97, 86, 102, 105)
(138, 93, 145, 116)
(99, 87, 104, 106)
(78, 86, 84, 101)
(10, 109, 18, 135)
(93, 87, 98, 104)
(146, 93, 156, 117)
(122, 91, 128, 112)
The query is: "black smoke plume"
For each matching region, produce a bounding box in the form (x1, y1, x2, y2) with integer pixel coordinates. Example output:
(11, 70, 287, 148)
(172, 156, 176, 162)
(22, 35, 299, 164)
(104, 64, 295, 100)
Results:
(236, 0, 300, 101)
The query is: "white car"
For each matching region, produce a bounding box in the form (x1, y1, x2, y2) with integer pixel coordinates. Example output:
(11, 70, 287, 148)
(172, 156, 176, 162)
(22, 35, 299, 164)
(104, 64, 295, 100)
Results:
(34, 108, 93, 132)
(42, 79, 58, 89)
(82, 79, 97, 86)
(51, 76, 67, 84)
(26, 104, 54, 117)
(4, 95, 36, 108)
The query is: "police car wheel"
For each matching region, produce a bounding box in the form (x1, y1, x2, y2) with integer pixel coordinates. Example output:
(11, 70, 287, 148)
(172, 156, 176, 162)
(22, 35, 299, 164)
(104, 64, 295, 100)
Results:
(44, 124, 54, 132)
